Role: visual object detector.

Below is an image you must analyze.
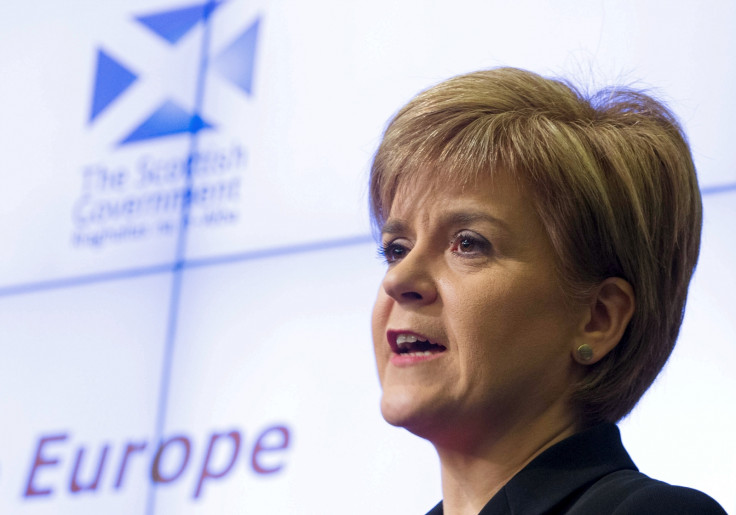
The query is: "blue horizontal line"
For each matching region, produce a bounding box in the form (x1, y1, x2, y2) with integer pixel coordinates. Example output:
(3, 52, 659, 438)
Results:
(0, 262, 176, 297)
(0, 178, 733, 297)
(701, 182, 736, 196)
(184, 233, 375, 269)
(0, 233, 375, 297)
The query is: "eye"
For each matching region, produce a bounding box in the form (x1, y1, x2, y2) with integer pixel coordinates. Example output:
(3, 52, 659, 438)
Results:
(450, 231, 491, 257)
(378, 240, 410, 264)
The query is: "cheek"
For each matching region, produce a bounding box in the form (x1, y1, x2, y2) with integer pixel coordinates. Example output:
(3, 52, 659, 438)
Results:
(371, 291, 391, 353)
(371, 293, 393, 386)
(444, 277, 560, 350)
(474, 277, 577, 354)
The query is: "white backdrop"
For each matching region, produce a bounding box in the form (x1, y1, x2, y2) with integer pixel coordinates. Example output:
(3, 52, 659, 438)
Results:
(0, 1, 734, 513)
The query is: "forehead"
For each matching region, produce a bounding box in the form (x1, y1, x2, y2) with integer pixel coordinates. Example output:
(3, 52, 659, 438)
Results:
(383, 168, 540, 235)
(385, 166, 521, 217)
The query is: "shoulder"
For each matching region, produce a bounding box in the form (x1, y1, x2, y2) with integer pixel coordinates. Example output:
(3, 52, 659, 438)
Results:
(568, 470, 727, 515)
(612, 482, 727, 514)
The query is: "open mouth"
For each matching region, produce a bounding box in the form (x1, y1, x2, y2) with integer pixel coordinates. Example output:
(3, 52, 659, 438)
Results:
(393, 333, 447, 356)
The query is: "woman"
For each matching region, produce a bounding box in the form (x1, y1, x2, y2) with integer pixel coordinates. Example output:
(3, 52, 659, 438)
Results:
(369, 68, 727, 515)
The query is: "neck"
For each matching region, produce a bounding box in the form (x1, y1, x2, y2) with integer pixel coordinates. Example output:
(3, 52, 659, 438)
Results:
(434, 408, 580, 515)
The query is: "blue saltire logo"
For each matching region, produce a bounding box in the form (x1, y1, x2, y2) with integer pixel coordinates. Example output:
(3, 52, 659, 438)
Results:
(89, 1, 259, 146)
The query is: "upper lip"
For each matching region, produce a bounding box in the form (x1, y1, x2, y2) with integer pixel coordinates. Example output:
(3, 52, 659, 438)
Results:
(386, 329, 444, 353)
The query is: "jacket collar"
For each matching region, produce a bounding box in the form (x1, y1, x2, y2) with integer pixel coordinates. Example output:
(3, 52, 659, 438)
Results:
(427, 424, 637, 515)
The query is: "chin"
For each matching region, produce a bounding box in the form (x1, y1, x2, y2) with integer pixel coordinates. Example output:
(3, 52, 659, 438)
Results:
(380, 389, 443, 438)
(380, 388, 419, 427)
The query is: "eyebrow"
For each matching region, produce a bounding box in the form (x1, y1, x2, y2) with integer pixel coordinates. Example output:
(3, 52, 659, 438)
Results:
(443, 211, 509, 230)
(380, 219, 409, 236)
(381, 210, 510, 236)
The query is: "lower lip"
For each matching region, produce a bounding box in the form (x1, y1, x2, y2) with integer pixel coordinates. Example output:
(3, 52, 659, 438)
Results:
(390, 351, 445, 367)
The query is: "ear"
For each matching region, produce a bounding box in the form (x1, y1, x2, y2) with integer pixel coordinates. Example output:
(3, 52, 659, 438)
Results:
(572, 277, 635, 365)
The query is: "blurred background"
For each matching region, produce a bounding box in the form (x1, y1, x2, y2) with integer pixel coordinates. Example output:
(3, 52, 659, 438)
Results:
(0, 1, 734, 513)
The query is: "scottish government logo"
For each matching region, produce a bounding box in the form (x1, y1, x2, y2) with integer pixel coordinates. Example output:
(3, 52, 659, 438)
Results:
(72, 1, 260, 249)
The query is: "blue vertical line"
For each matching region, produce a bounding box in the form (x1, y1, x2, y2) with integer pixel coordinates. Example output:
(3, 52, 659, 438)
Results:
(145, 4, 214, 515)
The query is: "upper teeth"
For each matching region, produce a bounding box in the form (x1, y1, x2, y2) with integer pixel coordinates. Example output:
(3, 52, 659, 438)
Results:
(396, 334, 427, 347)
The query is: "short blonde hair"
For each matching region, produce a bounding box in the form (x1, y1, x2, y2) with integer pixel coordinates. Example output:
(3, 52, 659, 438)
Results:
(370, 67, 702, 424)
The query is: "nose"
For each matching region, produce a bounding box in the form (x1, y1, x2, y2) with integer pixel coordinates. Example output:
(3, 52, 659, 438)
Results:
(381, 248, 438, 306)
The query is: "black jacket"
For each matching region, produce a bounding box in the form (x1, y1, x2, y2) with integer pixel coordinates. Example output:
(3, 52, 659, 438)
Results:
(426, 424, 727, 515)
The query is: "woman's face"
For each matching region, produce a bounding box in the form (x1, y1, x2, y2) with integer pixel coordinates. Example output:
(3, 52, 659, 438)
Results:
(371, 171, 586, 445)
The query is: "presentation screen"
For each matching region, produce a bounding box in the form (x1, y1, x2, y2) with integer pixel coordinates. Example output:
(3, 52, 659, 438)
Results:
(1, 1, 734, 513)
